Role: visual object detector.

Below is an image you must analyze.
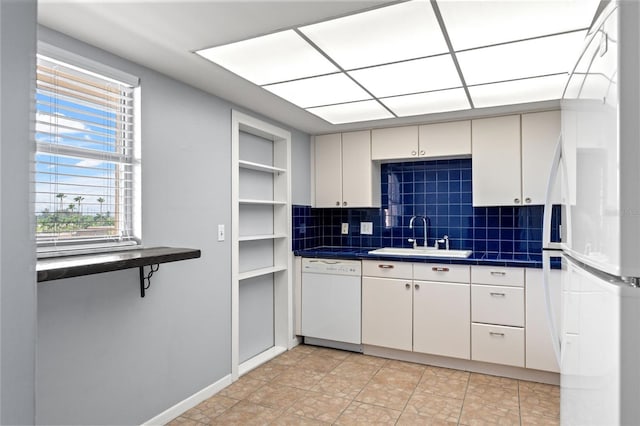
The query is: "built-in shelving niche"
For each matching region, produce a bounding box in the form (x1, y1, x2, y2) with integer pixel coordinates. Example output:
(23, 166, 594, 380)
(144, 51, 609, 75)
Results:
(232, 111, 293, 378)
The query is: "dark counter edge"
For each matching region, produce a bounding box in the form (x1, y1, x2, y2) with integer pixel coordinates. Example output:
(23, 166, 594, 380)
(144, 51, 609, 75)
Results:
(293, 248, 563, 269)
(37, 247, 201, 282)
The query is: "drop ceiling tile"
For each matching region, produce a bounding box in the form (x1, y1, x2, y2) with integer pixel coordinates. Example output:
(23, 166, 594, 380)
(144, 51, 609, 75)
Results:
(306, 100, 393, 124)
(468, 74, 568, 108)
(196, 30, 338, 85)
(381, 88, 470, 117)
(263, 73, 371, 108)
(457, 31, 587, 86)
(300, 0, 448, 70)
(438, 0, 600, 51)
(349, 55, 461, 98)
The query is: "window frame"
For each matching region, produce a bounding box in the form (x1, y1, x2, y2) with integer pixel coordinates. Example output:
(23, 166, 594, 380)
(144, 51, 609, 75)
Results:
(35, 43, 142, 257)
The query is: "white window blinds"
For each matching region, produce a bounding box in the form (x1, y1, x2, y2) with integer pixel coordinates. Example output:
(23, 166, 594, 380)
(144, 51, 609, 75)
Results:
(35, 55, 139, 250)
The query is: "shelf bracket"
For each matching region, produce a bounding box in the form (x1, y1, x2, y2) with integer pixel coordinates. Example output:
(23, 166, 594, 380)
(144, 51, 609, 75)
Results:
(139, 264, 160, 298)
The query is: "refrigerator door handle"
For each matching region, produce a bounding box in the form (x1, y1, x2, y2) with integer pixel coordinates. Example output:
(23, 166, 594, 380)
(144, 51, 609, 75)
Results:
(542, 134, 566, 366)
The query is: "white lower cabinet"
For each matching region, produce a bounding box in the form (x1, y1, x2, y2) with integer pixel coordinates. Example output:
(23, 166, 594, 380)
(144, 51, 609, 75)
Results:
(471, 266, 525, 367)
(362, 261, 470, 359)
(413, 280, 470, 359)
(525, 268, 561, 373)
(472, 323, 525, 368)
(360, 262, 557, 374)
(362, 276, 412, 351)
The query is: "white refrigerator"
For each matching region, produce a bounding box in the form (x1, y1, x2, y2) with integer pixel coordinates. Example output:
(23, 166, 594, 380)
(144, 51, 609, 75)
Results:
(543, 1, 640, 424)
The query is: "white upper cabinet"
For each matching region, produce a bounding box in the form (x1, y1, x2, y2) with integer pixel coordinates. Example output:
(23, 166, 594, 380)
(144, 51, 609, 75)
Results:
(314, 133, 342, 208)
(371, 125, 419, 160)
(314, 131, 380, 208)
(419, 120, 471, 158)
(521, 110, 561, 205)
(472, 111, 560, 206)
(472, 115, 522, 206)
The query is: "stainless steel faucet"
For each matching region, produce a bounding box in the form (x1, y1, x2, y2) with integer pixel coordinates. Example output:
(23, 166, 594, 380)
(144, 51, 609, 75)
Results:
(435, 235, 450, 250)
(409, 216, 428, 248)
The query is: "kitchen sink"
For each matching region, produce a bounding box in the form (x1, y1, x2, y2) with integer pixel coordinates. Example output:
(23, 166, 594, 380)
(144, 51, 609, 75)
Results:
(368, 247, 472, 258)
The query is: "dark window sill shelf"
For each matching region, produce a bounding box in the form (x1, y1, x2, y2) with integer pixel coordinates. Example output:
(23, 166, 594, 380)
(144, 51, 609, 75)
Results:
(37, 247, 201, 296)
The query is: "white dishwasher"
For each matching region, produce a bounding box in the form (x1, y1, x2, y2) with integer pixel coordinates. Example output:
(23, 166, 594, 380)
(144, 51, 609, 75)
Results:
(301, 258, 362, 351)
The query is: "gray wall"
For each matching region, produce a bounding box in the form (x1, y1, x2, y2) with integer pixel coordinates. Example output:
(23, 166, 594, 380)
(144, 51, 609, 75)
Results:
(0, 1, 37, 425)
(36, 27, 311, 425)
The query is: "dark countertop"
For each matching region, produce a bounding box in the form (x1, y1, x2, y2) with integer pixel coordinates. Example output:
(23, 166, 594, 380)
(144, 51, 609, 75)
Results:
(37, 246, 201, 282)
(294, 246, 561, 268)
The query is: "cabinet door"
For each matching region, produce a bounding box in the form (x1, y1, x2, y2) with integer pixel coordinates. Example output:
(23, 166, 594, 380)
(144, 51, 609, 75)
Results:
(525, 268, 561, 372)
(362, 277, 412, 351)
(413, 281, 470, 360)
(314, 133, 342, 208)
(342, 130, 379, 208)
(371, 126, 419, 160)
(472, 115, 522, 206)
(521, 111, 561, 205)
(419, 120, 471, 158)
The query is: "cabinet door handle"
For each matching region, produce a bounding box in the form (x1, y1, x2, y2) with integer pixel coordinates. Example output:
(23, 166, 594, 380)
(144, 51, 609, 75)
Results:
(414, 284, 420, 290)
(432, 267, 449, 272)
(489, 332, 505, 337)
(343, 201, 347, 206)
(525, 197, 532, 204)
(419, 150, 425, 156)
(336, 201, 340, 206)
(411, 150, 417, 156)
(490, 271, 506, 276)
(514, 198, 520, 204)
(405, 283, 411, 289)
(378, 264, 394, 269)
(490, 292, 506, 297)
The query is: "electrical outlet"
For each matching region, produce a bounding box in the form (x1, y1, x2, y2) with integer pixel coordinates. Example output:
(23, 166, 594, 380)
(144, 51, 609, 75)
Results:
(341, 223, 349, 234)
(361, 222, 373, 235)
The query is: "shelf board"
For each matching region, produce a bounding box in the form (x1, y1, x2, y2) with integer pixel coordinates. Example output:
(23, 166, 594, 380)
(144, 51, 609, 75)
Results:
(239, 199, 287, 205)
(239, 160, 286, 174)
(238, 265, 287, 281)
(239, 234, 287, 242)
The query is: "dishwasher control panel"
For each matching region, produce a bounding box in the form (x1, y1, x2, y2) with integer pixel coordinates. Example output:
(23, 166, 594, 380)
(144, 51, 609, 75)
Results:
(302, 258, 362, 276)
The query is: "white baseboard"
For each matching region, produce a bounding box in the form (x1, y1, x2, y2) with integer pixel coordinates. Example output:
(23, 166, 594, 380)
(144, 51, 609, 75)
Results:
(141, 374, 233, 426)
(238, 345, 287, 376)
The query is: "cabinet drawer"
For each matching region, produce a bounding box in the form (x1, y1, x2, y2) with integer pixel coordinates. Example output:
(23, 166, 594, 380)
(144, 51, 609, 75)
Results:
(471, 323, 524, 367)
(471, 266, 524, 287)
(362, 260, 412, 279)
(413, 263, 470, 283)
(471, 285, 524, 327)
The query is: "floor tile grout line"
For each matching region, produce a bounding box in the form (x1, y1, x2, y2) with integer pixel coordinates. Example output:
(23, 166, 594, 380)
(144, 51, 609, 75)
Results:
(457, 370, 472, 426)
(392, 364, 427, 425)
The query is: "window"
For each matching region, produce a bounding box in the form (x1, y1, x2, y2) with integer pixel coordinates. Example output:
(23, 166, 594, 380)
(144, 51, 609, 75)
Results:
(35, 49, 140, 253)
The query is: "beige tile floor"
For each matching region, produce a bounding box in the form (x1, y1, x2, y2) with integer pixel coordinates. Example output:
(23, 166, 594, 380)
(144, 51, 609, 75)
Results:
(168, 344, 559, 425)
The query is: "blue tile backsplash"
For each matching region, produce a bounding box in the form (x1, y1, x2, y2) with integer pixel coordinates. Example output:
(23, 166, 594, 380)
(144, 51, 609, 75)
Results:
(293, 158, 560, 257)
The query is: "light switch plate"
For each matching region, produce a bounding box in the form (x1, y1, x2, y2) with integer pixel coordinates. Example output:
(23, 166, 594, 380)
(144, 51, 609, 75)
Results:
(341, 223, 349, 234)
(361, 222, 373, 235)
(218, 224, 225, 241)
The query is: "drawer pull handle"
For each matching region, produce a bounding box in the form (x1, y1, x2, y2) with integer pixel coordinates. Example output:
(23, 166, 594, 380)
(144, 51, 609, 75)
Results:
(489, 332, 505, 337)
(490, 292, 506, 297)
(432, 267, 450, 272)
(490, 271, 506, 276)
(378, 264, 394, 269)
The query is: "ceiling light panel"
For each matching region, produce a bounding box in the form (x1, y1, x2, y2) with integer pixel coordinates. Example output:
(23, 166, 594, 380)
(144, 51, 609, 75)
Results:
(468, 74, 568, 108)
(438, 0, 601, 51)
(263, 73, 371, 108)
(349, 55, 462, 98)
(299, 0, 448, 70)
(457, 31, 587, 86)
(307, 100, 393, 124)
(196, 30, 338, 85)
(381, 88, 470, 117)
